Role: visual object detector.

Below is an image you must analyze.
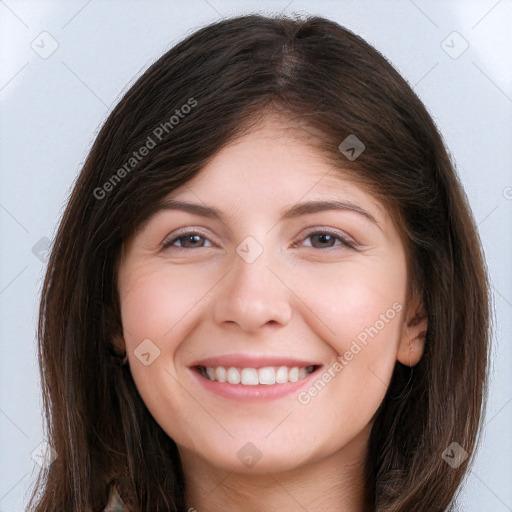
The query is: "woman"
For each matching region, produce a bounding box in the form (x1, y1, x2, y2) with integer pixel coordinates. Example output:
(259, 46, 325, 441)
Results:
(29, 13, 490, 512)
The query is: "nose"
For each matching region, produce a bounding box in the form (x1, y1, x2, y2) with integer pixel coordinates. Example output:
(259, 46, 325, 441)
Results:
(211, 245, 293, 333)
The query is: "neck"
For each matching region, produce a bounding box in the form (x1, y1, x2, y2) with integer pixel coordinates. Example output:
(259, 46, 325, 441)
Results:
(180, 429, 370, 512)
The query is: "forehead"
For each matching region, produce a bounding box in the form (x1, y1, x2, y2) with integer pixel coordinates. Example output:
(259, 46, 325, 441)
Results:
(130, 112, 398, 241)
(168, 126, 387, 221)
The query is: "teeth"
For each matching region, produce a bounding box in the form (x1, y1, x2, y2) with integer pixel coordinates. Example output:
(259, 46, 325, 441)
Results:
(227, 367, 240, 384)
(241, 368, 259, 385)
(215, 366, 227, 383)
(289, 367, 299, 382)
(275, 366, 288, 383)
(200, 365, 316, 385)
(258, 367, 275, 385)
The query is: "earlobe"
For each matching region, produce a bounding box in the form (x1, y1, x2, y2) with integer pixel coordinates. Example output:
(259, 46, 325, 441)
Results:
(109, 334, 129, 365)
(104, 300, 125, 356)
(397, 305, 427, 367)
(112, 333, 126, 354)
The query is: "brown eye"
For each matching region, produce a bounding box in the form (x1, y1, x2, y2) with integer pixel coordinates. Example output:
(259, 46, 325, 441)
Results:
(309, 233, 337, 248)
(162, 231, 213, 249)
(300, 229, 356, 250)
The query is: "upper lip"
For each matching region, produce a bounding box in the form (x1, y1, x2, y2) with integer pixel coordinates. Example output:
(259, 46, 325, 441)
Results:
(190, 354, 321, 369)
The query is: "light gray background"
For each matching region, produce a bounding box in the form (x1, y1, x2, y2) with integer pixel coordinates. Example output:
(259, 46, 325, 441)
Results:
(1, 0, 511, 510)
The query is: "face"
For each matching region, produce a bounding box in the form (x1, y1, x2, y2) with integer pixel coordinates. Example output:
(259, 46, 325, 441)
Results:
(116, 115, 425, 475)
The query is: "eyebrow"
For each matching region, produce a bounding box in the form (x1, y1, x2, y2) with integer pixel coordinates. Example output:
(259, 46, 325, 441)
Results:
(139, 198, 381, 231)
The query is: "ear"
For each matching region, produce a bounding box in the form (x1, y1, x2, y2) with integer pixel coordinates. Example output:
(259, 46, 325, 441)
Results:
(111, 333, 126, 357)
(105, 301, 126, 357)
(397, 297, 427, 367)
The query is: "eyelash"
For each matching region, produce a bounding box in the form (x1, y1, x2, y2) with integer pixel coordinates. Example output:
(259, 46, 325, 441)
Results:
(161, 228, 357, 251)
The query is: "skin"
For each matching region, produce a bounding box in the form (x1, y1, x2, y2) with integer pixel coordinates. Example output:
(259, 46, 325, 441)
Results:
(116, 114, 427, 512)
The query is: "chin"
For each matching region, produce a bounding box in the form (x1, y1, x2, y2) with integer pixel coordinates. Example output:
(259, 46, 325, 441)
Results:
(180, 432, 327, 475)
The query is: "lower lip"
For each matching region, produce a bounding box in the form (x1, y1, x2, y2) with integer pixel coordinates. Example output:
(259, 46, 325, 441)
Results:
(189, 367, 322, 400)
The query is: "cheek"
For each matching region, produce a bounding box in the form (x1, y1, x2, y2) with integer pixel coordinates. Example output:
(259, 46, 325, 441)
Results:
(117, 263, 222, 428)
(117, 265, 207, 444)
(119, 263, 213, 345)
(293, 259, 406, 352)
(292, 260, 406, 413)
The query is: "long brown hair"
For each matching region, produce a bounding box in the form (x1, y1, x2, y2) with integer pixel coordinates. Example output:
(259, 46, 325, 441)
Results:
(29, 13, 490, 512)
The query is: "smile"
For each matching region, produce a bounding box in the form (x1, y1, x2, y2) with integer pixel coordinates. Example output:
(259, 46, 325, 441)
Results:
(197, 365, 318, 385)
(189, 355, 324, 400)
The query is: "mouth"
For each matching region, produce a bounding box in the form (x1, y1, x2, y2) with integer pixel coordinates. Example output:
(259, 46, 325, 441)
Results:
(189, 356, 324, 400)
(194, 364, 320, 385)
